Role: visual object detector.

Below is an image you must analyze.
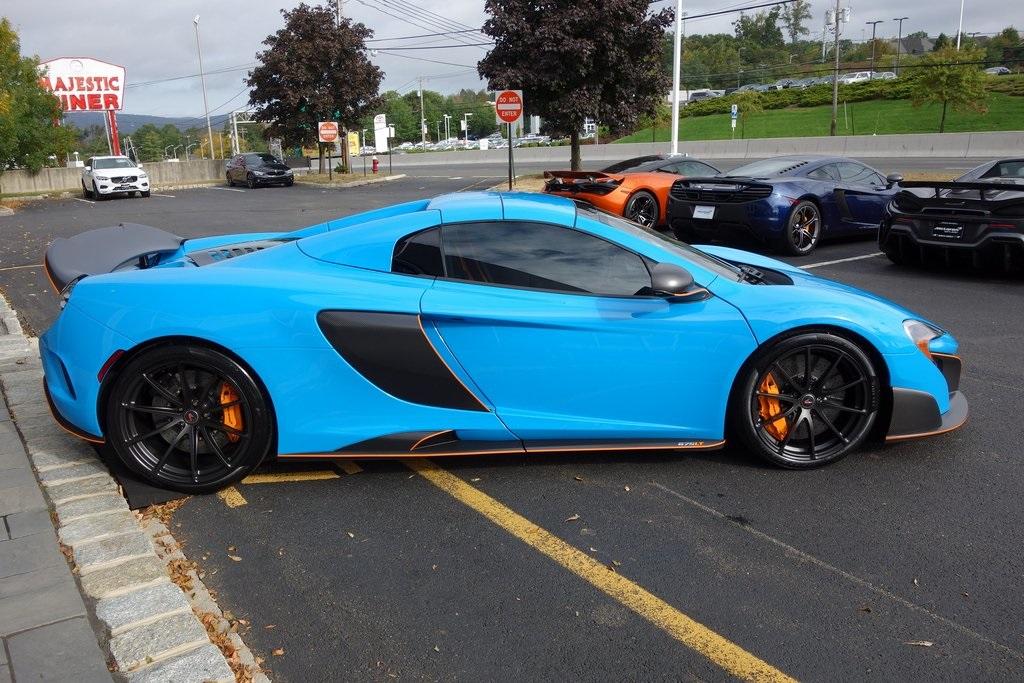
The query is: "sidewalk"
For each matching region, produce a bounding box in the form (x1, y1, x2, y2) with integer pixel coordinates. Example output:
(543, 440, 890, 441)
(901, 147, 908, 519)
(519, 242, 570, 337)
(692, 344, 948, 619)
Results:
(0, 340, 111, 681)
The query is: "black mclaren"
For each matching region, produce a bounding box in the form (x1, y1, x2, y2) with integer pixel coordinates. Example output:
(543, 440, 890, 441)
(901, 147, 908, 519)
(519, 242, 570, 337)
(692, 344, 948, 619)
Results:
(880, 158, 1024, 273)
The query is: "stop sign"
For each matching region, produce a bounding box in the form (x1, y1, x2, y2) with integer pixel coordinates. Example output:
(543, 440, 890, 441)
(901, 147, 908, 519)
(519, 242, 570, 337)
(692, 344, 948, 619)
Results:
(495, 90, 523, 124)
(318, 121, 339, 143)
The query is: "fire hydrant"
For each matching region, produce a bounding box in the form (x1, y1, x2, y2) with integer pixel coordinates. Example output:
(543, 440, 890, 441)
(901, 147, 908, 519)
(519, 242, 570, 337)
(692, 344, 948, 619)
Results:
(371, 155, 379, 174)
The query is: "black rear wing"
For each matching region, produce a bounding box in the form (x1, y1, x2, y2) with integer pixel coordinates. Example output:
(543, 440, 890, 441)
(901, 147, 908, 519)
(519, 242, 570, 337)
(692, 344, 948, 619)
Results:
(897, 180, 1024, 198)
(44, 223, 184, 293)
(671, 176, 765, 187)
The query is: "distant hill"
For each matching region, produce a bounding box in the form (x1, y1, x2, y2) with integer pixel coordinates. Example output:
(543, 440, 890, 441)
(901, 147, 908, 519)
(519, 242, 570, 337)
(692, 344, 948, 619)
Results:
(64, 112, 232, 134)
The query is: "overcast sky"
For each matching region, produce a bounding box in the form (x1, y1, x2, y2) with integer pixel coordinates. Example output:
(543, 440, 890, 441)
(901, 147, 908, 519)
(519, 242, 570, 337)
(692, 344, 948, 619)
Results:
(4, 0, 1009, 118)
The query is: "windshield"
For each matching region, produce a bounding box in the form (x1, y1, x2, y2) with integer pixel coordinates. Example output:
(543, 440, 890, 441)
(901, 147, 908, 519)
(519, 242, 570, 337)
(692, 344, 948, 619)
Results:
(93, 157, 136, 170)
(248, 154, 282, 165)
(724, 158, 807, 178)
(574, 202, 742, 282)
(601, 156, 665, 173)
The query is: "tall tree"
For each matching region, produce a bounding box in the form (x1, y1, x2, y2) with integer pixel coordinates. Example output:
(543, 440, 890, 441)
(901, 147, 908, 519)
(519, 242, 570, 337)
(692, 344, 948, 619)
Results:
(479, 0, 671, 169)
(780, 0, 812, 45)
(0, 18, 75, 183)
(910, 47, 988, 133)
(247, 1, 383, 171)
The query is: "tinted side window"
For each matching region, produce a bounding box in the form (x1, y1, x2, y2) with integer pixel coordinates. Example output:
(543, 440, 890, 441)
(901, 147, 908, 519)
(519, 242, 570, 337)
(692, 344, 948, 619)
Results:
(807, 164, 839, 181)
(442, 222, 651, 296)
(392, 228, 443, 276)
(837, 162, 878, 185)
(675, 160, 719, 176)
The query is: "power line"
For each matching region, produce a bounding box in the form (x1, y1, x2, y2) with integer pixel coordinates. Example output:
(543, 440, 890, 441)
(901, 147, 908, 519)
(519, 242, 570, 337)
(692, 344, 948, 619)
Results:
(366, 28, 482, 42)
(371, 42, 492, 50)
(375, 0, 488, 47)
(373, 50, 477, 69)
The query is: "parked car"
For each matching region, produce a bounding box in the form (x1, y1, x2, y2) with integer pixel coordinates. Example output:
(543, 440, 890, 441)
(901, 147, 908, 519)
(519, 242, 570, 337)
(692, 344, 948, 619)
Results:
(40, 192, 966, 492)
(838, 71, 872, 84)
(226, 153, 293, 188)
(687, 90, 718, 102)
(880, 157, 1024, 273)
(735, 84, 760, 92)
(871, 71, 897, 80)
(81, 156, 150, 200)
(984, 66, 1011, 76)
(544, 154, 720, 228)
(666, 155, 901, 255)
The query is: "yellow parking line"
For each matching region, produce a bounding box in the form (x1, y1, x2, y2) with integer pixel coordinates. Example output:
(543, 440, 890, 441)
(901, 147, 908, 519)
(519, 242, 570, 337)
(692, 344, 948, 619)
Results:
(335, 459, 363, 475)
(216, 486, 248, 508)
(404, 459, 794, 683)
(242, 470, 340, 484)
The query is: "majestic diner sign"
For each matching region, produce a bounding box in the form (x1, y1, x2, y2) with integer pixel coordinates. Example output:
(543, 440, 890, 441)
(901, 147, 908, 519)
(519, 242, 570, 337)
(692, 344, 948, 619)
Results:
(38, 57, 126, 112)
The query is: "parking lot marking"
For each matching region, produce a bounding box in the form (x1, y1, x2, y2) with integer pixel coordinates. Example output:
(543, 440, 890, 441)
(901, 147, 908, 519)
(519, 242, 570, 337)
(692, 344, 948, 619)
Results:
(152, 193, 176, 198)
(216, 486, 248, 508)
(242, 470, 340, 484)
(336, 459, 363, 475)
(73, 197, 95, 204)
(0, 264, 42, 273)
(803, 252, 883, 269)
(208, 186, 246, 193)
(652, 481, 1024, 664)
(405, 458, 795, 682)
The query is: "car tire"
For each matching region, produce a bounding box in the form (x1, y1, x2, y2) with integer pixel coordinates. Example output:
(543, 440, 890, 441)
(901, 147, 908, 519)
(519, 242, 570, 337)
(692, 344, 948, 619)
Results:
(624, 190, 659, 228)
(82, 182, 92, 199)
(729, 331, 880, 469)
(671, 221, 696, 243)
(285, 178, 294, 187)
(141, 190, 151, 198)
(93, 181, 105, 201)
(881, 242, 907, 265)
(104, 344, 275, 493)
(778, 200, 821, 256)
(246, 174, 257, 189)
(226, 173, 234, 187)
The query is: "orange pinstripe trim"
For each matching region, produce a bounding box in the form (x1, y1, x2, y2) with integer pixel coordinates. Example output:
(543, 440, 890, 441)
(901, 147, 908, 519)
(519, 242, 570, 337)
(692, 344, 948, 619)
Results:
(410, 430, 455, 451)
(43, 382, 105, 444)
(278, 447, 525, 460)
(885, 418, 967, 442)
(278, 439, 725, 459)
(525, 440, 726, 453)
(42, 257, 61, 295)
(416, 316, 490, 412)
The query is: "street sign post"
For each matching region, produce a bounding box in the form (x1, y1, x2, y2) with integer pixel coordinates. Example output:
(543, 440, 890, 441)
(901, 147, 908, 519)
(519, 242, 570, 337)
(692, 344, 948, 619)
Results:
(495, 90, 524, 191)
(318, 122, 339, 180)
(730, 105, 738, 139)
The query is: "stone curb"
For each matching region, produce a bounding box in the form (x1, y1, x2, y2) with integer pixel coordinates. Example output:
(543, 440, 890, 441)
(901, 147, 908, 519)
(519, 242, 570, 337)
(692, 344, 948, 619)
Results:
(296, 172, 406, 189)
(0, 292, 246, 682)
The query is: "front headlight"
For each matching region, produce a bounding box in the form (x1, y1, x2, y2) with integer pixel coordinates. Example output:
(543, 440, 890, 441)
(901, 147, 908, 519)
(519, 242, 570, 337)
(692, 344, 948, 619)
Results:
(904, 320, 943, 359)
(138, 173, 148, 179)
(95, 176, 109, 181)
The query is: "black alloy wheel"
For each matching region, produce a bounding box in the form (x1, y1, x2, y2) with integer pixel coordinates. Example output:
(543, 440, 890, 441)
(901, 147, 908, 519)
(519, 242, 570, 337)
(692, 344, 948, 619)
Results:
(246, 173, 257, 189)
(105, 345, 274, 493)
(226, 173, 234, 187)
(780, 200, 821, 256)
(625, 191, 659, 228)
(93, 181, 105, 201)
(732, 332, 879, 468)
(82, 181, 92, 199)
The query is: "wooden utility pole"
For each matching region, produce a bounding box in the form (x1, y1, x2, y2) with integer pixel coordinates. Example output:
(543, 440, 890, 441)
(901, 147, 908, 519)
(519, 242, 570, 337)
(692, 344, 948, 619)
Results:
(829, 0, 841, 136)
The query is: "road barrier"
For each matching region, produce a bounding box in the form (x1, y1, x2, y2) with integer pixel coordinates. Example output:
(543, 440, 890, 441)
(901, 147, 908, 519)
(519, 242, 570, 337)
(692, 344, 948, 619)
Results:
(0, 160, 226, 196)
(385, 131, 1023, 168)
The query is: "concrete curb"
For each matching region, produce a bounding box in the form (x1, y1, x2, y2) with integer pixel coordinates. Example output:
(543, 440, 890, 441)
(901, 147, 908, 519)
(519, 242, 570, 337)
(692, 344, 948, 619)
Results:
(295, 172, 406, 189)
(0, 293, 261, 682)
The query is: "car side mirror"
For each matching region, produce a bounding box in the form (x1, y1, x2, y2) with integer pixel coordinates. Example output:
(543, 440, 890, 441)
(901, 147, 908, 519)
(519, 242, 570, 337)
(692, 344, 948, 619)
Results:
(137, 163, 143, 168)
(886, 173, 903, 188)
(650, 263, 703, 301)
(84, 165, 91, 171)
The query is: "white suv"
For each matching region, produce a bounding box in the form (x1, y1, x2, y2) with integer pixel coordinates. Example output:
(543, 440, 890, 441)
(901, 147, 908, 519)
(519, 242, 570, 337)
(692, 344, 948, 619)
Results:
(82, 156, 150, 199)
(838, 71, 871, 85)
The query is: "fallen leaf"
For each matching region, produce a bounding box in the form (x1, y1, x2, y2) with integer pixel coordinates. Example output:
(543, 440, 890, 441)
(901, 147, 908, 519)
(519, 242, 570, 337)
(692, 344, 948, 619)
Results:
(589, 547, 598, 552)
(470, 477, 481, 482)
(346, 532, 355, 538)
(432, 564, 438, 570)
(858, 605, 872, 613)
(433, 646, 440, 653)
(265, 624, 276, 629)
(574, 476, 583, 482)
(565, 514, 580, 522)
(913, 578, 919, 586)
(905, 641, 933, 647)
(611, 560, 622, 567)
(272, 648, 286, 656)
(624, 486, 630, 492)
(228, 545, 236, 552)
(238, 619, 249, 626)
(228, 555, 242, 562)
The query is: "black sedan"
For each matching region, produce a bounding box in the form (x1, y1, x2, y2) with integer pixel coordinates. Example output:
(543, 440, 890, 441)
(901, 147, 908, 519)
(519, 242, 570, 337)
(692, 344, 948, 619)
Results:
(226, 153, 294, 188)
(880, 158, 1024, 273)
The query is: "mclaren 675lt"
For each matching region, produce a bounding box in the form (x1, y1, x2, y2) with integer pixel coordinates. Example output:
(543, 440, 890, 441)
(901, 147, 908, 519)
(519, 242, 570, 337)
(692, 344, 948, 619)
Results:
(543, 155, 720, 228)
(42, 193, 967, 493)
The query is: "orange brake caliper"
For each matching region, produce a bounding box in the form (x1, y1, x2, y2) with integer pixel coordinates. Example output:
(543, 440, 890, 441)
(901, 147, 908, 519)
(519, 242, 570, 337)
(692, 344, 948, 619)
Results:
(757, 373, 789, 441)
(219, 382, 243, 443)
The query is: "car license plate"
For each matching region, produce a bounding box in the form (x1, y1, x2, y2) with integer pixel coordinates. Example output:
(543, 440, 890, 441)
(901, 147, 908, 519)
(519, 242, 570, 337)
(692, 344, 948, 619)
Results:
(693, 205, 715, 220)
(115, 184, 133, 191)
(932, 222, 964, 240)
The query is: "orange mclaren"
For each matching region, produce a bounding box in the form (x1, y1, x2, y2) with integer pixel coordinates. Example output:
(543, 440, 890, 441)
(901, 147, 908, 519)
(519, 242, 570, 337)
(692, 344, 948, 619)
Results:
(543, 155, 720, 228)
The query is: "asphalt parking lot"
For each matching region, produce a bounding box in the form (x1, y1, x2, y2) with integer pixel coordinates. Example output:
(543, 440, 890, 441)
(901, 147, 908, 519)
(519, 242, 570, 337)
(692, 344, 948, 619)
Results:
(1, 166, 1022, 681)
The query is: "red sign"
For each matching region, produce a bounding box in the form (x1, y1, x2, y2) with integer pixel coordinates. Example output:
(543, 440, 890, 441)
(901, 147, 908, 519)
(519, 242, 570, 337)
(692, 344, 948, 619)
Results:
(38, 58, 126, 112)
(318, 121, 340, 143)
(495, 90, 524, 124)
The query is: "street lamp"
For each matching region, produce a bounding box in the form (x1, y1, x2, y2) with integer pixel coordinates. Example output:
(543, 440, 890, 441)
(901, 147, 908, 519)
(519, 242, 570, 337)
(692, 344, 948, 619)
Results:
(193, 15, 216, 159)
(956, 0, 965, 50)
(669, 0, 683, 156)
(163, 145, 174, 159)
(866, 20, 883, 73)
(894, 17, 909, 76)
(461, 113, 473, 147)
(443, 113, 452, 141)
(172, 144, 183, 160)
(186, 142, 197, 160)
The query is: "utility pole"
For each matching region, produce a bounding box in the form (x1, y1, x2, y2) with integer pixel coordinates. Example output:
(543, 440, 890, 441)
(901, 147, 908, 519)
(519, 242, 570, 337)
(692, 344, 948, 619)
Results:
(336, 0, 343, 25)
(894, 17, 909, 76)
(418, 77, 426, 147)
(443, 113, 451, 141)
(193, 15, 216, 159)
(462, 113, 473, 147)
(866, 20, 883, 73)
(956, 0, 965, 49)
(829, 0, 842, 136)
(669, 0, 683, 155)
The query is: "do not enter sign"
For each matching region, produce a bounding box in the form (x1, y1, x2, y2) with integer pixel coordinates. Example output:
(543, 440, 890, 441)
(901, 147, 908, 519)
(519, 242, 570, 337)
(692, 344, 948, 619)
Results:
(495, 90, 524, 125)
(318, 121, 339, 143)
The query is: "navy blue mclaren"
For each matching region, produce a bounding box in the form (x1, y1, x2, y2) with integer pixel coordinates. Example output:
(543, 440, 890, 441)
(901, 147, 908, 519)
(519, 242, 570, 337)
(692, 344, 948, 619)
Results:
(666, 156, 902, 255)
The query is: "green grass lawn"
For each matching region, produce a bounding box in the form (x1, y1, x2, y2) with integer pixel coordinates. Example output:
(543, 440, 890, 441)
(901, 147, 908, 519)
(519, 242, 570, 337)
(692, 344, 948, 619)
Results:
(617, 93, 1024, 143)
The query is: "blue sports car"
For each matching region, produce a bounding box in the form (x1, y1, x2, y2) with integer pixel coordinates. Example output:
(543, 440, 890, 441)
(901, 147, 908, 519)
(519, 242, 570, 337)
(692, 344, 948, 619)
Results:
(41, 192, 966, 493)
(667, 155, 902, 255)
